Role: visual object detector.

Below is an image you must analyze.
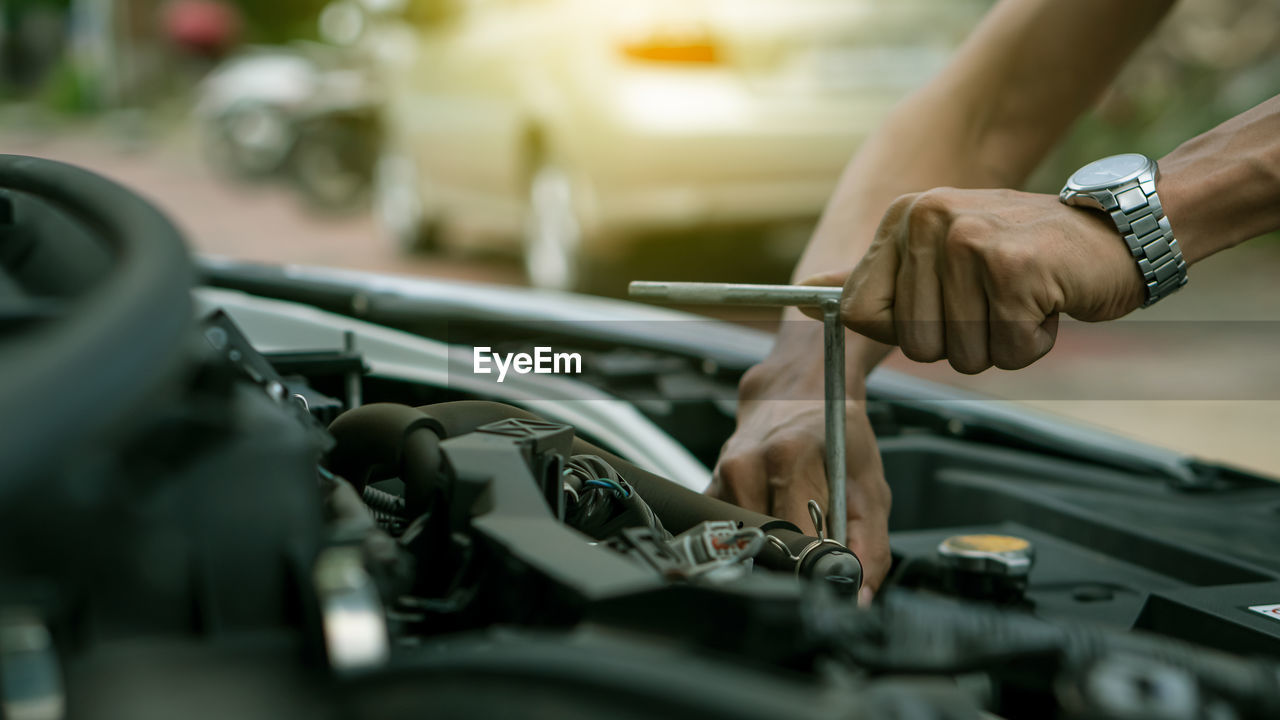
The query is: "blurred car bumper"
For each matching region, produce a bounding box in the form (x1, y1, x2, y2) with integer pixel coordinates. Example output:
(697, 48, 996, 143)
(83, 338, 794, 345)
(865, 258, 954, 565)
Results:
(567, 71, 890, 241)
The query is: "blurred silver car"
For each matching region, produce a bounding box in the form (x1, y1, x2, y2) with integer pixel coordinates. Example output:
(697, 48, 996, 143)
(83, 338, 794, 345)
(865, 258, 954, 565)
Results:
(369, 0, 983, 289)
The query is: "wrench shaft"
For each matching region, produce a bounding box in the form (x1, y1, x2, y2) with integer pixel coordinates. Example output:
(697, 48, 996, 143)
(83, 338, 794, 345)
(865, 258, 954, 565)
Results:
(629, 281, 842, 308)
(821, 299, 847, 544)
(629, 281, 848, 544)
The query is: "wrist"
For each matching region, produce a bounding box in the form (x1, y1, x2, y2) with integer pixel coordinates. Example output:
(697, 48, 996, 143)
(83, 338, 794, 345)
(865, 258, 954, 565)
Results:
(750, 314, 887, 401)
(1060, 154, 1188, 309)
(1158, 154, 1260, 265)
(1062, 202, 1149, 316)
(1157, 97, 1280, 265)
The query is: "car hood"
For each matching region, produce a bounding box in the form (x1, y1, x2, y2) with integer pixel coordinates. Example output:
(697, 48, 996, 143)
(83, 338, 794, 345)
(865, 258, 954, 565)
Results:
(199, 256, 1243, 489)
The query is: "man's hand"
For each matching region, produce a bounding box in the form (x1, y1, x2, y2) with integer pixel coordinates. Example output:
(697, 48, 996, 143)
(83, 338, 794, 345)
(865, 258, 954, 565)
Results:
(707, 0, 1188, 612)
(710, 355, 892, 604)
(840, 188, 1147, 373)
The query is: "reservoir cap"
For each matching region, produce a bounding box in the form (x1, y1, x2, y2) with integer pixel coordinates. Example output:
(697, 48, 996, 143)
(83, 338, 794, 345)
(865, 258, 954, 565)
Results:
(937, 533, 1034, 578)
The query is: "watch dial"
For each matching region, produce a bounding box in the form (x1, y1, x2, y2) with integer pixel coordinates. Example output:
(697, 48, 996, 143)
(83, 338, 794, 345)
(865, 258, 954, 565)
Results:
(1069, 153, 1150, 191)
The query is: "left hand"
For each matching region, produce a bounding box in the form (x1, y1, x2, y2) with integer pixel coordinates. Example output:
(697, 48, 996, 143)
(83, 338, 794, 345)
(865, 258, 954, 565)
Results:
(832, 188, 1147, 373)
(711, 352, 892, 604)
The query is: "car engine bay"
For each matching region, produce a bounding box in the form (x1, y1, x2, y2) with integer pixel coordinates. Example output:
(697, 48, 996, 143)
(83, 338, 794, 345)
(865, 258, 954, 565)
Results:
(3, 154, 1280, 720)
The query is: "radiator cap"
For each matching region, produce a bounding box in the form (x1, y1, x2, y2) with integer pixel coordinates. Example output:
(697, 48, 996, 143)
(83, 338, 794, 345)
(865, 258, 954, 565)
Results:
(937, 533, 1034, 577)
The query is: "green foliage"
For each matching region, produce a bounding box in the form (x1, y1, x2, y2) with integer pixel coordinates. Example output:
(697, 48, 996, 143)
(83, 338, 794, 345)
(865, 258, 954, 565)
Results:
(1026, 0, 1280, 197)
(36, 55, 92, 114)
(225, 0, 331, 43)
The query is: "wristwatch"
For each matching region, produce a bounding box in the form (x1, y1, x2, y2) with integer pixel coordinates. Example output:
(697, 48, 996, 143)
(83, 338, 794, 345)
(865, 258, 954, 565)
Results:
(1059, 153, 1187, 307)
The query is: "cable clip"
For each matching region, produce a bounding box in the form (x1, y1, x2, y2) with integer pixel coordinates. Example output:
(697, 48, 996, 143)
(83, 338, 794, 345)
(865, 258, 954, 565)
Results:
(765, 499, 848, 579)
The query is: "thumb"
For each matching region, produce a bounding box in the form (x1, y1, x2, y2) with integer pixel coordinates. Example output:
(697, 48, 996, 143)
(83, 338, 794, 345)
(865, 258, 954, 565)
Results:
(840, 240, 900, 347)
(795, 269, 853, 320)
(797, 269, 851, 288)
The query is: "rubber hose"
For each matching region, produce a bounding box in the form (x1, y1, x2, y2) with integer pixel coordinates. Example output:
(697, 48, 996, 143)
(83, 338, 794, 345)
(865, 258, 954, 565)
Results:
(412, 401, 850, 574)
(413, 401, 788, 530)
(327, 403, 446, 516)
(0, 155, 193, 500)
(328, 400, 856, 578)
(859, 592, 1280, 715)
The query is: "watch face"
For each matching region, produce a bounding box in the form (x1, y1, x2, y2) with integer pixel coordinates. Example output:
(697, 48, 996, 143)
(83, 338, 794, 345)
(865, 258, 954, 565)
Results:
(1068, 153, 1151, 191)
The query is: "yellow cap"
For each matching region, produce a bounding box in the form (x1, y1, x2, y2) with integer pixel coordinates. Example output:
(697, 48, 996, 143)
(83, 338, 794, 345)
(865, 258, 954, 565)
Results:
(937, 533, 1034, 576)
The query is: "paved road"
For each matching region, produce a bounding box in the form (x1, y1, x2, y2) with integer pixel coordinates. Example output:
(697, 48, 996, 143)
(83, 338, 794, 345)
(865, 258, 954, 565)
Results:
(4, 115, 527, 284)
(6, 117, 1279, 476)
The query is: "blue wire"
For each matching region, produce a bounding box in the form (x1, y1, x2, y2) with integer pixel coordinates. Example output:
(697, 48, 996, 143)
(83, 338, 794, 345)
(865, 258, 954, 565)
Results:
(583, 478, 630, 498)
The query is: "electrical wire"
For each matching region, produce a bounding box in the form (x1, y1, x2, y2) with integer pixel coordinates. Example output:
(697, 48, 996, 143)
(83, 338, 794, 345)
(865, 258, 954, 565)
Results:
(583, 478, 630, 497)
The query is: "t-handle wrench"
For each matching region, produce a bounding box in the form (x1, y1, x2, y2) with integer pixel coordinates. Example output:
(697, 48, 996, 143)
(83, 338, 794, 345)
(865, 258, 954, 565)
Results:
(628, 281, 848, 544)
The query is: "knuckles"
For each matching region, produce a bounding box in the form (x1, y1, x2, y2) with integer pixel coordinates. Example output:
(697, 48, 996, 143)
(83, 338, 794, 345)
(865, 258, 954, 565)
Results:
(899, 336, 945, 364)
(991, 352, 1032, 371)
(841, 303, 891, 344)
(947, 354, 992, 375)
(714, 453, 757, 485)
(710, 453, 760, 503)
(903, 189, 959, 251)
(902, 189, 1046, 284)
(736, 361, 788, 402)
(982, 239, 1039, 283)
(761, 433, 818, 468)
(990, 331, 1055, 371)
(943, 214, 991, 256)
(907, 187, 958, 224)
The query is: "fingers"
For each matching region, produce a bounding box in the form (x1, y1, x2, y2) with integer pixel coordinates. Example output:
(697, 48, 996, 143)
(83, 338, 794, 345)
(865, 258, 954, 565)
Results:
(717, 372, 893, 601)
(842, 423, 892, 598)
(768, 426, 894, 599)
(984, 244, 1059, 369)
(987, 301, 1058, 370)
(844, 191, 949, 362)
(796, 269, 853, 321)
(894, 213, 945, 364)
(781, 458, 892, 599)
(847, 507, 892, 601)
(714, 433, 832, 550)
(842, 188, 1075, 372)
(769, 441, 828, 535)
(940, 223, 991, 374)
(841, 195, 915, 346)
(797, 269, 851, 288)
(709, 452, 769, 513)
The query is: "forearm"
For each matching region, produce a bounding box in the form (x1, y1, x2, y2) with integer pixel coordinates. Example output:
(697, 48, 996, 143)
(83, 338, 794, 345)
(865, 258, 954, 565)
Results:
(771, 0, 1175, 378)
(775, 93, 1005, 381)
(1158, 94, 1280, 265)
(795, 0, 1175, 284)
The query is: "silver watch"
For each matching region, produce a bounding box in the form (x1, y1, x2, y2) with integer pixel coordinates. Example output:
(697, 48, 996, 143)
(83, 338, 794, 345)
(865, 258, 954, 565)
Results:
(1059, 153, 1187, 307)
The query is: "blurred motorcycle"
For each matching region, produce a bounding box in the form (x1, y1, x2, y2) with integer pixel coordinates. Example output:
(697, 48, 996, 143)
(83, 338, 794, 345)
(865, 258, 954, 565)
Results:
(194, 41, 381, 212)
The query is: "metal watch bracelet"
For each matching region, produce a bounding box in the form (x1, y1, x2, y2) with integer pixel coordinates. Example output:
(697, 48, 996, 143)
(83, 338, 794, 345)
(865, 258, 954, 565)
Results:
(1061, 165, 1188, 307)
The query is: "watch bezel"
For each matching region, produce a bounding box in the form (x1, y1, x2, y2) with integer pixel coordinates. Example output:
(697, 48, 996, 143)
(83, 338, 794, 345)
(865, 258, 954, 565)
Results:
(1065, 153, 1154, 193)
